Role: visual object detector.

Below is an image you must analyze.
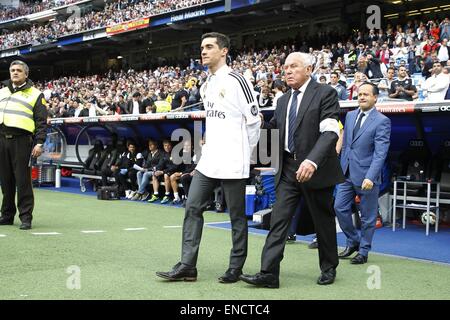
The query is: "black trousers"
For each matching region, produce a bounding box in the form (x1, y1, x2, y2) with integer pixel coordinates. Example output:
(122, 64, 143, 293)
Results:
(180, 174, 193, 197)
(181, 170, 247, 269)
(261, 156, 339, 275)
(0, 134, 34, 223)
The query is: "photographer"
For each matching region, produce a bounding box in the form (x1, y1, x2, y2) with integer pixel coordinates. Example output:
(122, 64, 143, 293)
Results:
(364, 53, 383, 79)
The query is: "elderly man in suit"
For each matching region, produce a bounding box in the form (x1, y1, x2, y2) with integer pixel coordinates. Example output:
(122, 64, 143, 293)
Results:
(240, 52, 345, 288)
(334, 82, 390, 264)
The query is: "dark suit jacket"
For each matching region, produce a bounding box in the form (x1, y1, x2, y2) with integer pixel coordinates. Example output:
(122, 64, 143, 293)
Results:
(125, 100, 145, 114)
(264, 79, 345, 235)
(264, 79, 345, 190)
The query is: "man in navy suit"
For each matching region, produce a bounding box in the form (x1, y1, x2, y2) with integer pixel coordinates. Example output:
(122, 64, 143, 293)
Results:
(334, 82, 391, 264)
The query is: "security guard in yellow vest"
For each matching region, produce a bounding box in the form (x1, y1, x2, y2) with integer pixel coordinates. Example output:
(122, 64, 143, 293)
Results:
(0, 60, 48, 230)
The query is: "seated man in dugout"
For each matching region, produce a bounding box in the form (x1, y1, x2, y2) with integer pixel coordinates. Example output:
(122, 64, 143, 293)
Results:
(148, 139, 173, 203)
(168, 140, 193, 205)
(132, 138, 163, 201)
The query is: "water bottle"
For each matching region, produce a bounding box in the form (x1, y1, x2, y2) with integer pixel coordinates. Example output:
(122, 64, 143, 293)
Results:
(418, 88, 424, 101)
(55, 165, 61, 188)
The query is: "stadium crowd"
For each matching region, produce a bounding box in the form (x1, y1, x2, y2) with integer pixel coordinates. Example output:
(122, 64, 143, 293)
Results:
(8, 16, 442, 119)
(0, 0, 80, 22)
(0, 0, 215, 50)
(1, 7, 450, 119)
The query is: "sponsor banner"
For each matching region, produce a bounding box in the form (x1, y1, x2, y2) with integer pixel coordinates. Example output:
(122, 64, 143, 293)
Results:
(49, 119, 64, 125)
(190, 112, 206, 119)
(140, 114, 167, 121)
(120, 116, 140, 121)
(64, 118, 83, 124)
(166, 114, 190, 120)
(170, 8, 206, 23)
(83, 31, 107, 42)
(99, 116, 121, 122)
(0, 49, 19, 58)
(106, 17, 150, 35)
(438, 105, 450, 112)
(376, 103, 415, 113)
(151, 5, 224, 27)
(83, 117, 99, 123)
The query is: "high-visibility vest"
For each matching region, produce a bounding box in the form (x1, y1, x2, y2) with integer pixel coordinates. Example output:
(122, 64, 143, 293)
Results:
(0, 86, 41, 133)
(154, 100, 171, 113)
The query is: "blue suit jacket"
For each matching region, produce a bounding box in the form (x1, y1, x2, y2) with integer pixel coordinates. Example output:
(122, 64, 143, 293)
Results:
(340, 108, 391, 187)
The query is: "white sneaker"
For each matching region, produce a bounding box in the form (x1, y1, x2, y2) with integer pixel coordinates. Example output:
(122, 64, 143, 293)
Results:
(125, 190, 131, 198)
(127, 191, 137, 199)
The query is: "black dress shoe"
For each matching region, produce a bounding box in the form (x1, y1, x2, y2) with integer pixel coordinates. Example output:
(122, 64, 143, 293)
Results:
(0, 217, 13, 225)
(317, 268, 336, 285)
(19, 222, 31, 230)
(286, 234, 296, 243)
(350, 254, 368, 264)
(308, 239, 318, 249)
(338, 244, 359, 258)
(218, 268, 242, 283)
(156, 262, 197, 281)
(239, 272, 279, 289)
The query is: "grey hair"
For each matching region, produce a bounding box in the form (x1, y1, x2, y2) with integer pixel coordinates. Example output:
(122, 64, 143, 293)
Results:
(10, 60, 29, 76)
(288, 52, 313, 67)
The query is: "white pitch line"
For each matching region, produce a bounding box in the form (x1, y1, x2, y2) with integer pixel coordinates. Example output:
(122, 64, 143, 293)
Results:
(81, 230, 106, 234)
(124, 228, 147, 231)
(32, 232, 61, 235)
(0, 234, 6, 237)
(204, 221, 232, 225)
(163, 226, 182, 228)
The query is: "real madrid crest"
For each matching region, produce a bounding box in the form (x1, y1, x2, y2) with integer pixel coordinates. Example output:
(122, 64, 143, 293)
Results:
(219, 88, 226, 98)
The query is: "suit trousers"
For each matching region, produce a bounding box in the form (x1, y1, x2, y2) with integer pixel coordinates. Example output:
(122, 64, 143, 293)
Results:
(0, 134, 34, 223)
(334, 177, 379, 257)
(181, 170, 248, 269)
(261, 156, 339, 275)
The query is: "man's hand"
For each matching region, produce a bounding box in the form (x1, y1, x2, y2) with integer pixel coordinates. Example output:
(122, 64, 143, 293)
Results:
(361, 179, 374, 190)
(31, 144, 43, 158)
(296, 161, 316, 183)
(154, 170, 163, 177)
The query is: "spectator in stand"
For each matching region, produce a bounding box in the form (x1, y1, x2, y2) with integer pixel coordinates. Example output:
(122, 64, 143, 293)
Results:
(429, 21, 441, 42)
(348, 72, 366, 100)
(126, 92, 144, 114)
(329, 72, 348, 100)
(257, 85, 273, 108)
(437, 38, 450, 65)
(423, 61, 450, 102)
(272, 81, 285, 107)
(364, 52, 383, 80)
(378, 67, 396, 101)
(389, 66, 417, 101)
(440, 18, 450, 41)
(171, 80, 189, 111)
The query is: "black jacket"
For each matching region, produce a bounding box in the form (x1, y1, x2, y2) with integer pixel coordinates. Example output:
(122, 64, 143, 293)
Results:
(0, 79, 48, 144)
(264, 79, 345, 190)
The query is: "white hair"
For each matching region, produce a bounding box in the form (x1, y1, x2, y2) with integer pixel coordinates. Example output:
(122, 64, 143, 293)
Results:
(287, 52, 314, 67)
